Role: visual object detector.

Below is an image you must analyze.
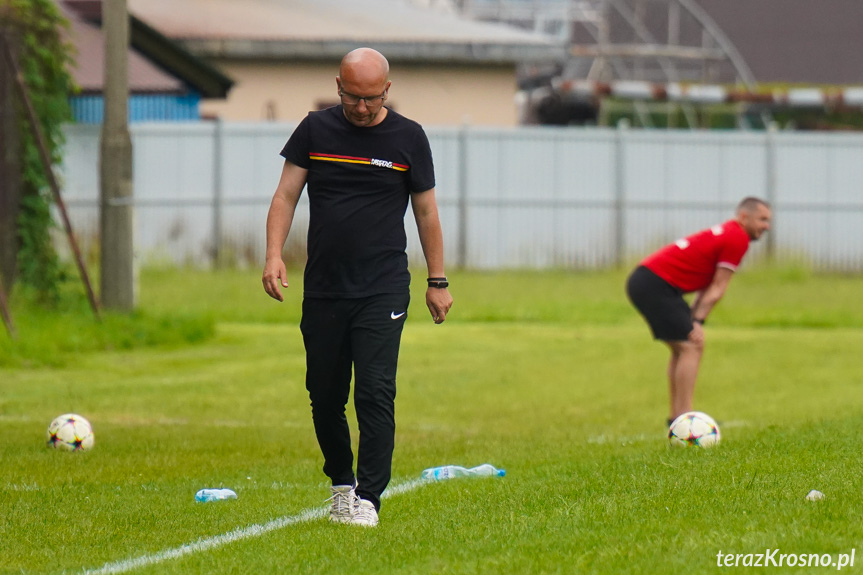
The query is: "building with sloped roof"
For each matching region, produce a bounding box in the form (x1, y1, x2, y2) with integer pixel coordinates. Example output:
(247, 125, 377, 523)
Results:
(62, 0, 233, 123)
(123, 0, 565, 125)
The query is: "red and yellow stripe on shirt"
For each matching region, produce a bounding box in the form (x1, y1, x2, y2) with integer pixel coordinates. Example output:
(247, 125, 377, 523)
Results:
(309, 152, 408, 172)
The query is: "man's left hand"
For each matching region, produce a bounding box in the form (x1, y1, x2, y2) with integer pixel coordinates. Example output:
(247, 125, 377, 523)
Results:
(426, 288, 453, 324)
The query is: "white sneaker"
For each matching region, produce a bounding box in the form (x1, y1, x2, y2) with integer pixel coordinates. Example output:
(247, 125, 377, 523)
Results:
(350, 498, 379, 527)
(327, 485, 357, 524)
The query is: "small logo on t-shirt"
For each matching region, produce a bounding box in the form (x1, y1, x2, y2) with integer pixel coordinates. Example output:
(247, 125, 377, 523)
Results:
(371, 158, 393, 169)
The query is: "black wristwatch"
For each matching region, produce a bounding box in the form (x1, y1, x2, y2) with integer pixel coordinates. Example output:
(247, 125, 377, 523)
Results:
(427, 277, 449, 289)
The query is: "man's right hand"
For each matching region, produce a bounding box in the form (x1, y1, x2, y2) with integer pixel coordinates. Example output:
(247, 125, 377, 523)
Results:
(689, 321, 705, 345)
(262, 257, 289, 302)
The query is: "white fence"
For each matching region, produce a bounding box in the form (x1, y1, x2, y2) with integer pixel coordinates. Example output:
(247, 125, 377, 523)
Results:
(60, 122, 863, 271)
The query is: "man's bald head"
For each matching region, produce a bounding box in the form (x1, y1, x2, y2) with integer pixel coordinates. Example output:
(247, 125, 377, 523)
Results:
(340, 48, 389, 81)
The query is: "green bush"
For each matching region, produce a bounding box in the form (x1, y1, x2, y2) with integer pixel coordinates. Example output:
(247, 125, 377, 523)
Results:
(6, 0, 77, 303)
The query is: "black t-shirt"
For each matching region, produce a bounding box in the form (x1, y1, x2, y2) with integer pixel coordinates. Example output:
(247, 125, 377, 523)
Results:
(281, 106, 435, 298)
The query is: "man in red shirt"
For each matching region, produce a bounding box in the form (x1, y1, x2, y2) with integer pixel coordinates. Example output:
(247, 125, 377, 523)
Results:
(626, 197, 772, 425)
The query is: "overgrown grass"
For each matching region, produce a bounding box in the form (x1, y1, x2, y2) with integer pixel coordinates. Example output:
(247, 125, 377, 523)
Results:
(0, 283, 214, 367)
(1, 266, 862, 574)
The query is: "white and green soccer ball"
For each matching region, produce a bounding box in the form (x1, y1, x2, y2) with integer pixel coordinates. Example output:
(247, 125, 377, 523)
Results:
(668, 411, 720, 448)
(46, 414, 95, 451)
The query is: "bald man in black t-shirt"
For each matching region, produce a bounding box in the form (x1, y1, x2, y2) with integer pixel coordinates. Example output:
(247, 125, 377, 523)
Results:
(262, 48, 452, 527)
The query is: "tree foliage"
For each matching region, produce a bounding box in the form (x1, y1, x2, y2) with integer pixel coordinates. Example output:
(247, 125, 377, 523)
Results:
(3, 0, 75, 303)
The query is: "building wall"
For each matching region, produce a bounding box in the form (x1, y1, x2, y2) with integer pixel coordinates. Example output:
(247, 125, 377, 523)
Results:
(198, 61, 520, 126)
(70, 93, 201, 124)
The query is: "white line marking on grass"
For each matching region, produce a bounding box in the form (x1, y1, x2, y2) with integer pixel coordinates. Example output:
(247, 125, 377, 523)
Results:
(82, 477, 429, 575)
(3, 482, 41, 492)
(587, 433, 653, 445)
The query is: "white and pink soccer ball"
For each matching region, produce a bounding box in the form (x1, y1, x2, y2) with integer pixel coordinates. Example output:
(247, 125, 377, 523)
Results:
(668, 411, 720, 448)
(46, 413, 95, 451)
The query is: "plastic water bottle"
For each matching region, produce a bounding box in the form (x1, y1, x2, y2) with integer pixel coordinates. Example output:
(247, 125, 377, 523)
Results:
(421, 464, 506, 481)
(195, 488, 237, 502)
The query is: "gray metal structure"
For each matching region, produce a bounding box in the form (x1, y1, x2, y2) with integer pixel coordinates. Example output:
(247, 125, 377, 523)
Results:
(449, 0, 756, 86)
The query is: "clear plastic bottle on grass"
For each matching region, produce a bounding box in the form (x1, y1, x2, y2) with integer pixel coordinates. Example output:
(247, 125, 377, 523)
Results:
(195, 488, 237, 502)
(421, 464, 506, 481)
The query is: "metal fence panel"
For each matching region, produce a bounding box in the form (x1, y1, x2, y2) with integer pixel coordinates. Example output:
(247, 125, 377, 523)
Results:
(773, 133, 863, 268)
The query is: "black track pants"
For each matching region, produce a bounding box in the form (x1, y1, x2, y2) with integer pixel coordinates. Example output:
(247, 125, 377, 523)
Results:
(300, 292, 410, 511)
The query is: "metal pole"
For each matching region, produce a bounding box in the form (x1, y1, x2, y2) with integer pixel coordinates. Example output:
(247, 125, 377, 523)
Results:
(100, 0, 135, 311)
(614, 118, 630, 267)
(212, 117, 224, 267)
(764, 121, 778, 261)
(456, 121, 469, 269)
(0, 35, 101, 320)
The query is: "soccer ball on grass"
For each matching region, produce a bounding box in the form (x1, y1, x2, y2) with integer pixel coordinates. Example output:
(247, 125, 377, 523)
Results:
(668, 411, 720, 448)
(46, 413, 95, 451)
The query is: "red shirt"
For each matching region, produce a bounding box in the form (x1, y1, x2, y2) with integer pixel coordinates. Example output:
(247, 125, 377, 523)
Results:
(642, 219, 750, 293)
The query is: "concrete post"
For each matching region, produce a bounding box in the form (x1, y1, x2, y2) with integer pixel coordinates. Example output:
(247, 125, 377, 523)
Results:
(99, 0, 135, 310)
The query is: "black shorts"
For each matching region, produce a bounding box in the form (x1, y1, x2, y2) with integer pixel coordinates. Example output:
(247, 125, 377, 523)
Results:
(626, 265, 693, 341)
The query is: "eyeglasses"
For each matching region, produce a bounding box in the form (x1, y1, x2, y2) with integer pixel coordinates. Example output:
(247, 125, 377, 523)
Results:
(339, 88, 387, 107)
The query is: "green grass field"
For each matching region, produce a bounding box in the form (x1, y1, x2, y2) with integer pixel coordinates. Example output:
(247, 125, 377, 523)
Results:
(2, 266, 863, 574)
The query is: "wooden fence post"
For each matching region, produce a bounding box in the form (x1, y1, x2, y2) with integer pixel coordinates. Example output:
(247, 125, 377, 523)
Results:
(0, 26, 21, 287)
